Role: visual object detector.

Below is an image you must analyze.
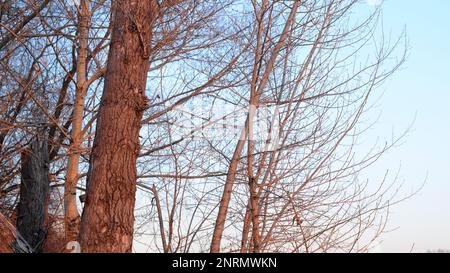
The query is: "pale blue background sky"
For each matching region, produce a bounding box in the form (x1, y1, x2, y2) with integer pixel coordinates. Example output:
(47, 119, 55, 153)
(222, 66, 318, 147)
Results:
(363, 0, 450, 252)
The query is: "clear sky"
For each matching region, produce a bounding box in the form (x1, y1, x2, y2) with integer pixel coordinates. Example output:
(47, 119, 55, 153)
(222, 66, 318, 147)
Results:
(362, 0, 450, 252)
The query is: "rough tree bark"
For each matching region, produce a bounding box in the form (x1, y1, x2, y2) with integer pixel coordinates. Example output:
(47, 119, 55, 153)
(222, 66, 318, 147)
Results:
(78, 0, 155, 253)
(17, 137, 50, 252)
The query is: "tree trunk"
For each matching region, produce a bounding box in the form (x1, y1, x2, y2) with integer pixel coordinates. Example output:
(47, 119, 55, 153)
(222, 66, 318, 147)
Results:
(17, 137, 50, 252)
(210, 135, 247, 253)
(78, 0, 155, 253)
(64, 0, 90, 244)
(0, 212, 32, 253)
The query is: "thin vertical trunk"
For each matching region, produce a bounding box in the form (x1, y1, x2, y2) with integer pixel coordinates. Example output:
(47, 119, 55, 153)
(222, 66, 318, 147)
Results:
(240, 203, 251, 252)
(247, 105, 261, 253)
(64, 0, 90, 244)
(249, 177, 261, 252)
(210, 133, 247, 253)
(209, 1, 300, 252)
(17, 136, 50, 252)
(151, 185, 168, 253)
(78, 0, 155, 253)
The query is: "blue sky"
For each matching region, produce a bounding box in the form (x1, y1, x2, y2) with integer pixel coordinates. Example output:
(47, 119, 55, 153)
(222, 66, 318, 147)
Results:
(362, 0, 450, 252)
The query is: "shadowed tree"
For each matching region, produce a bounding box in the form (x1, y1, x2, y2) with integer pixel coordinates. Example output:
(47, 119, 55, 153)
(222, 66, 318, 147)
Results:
(17, 135, 50, 252)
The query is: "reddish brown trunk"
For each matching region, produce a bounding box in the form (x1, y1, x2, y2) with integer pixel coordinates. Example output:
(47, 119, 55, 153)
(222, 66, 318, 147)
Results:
(0, 212, 32, 253)
(240, 204, 251, 252)
(78, 0, 155, 253)
(64, 0, 90, 245)
(210, 137, 246, 253)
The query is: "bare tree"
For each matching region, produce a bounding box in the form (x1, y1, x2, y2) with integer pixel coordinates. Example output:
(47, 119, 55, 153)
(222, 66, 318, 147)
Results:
(134, 0, 409, 253)
(0, 0, 412, 253)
